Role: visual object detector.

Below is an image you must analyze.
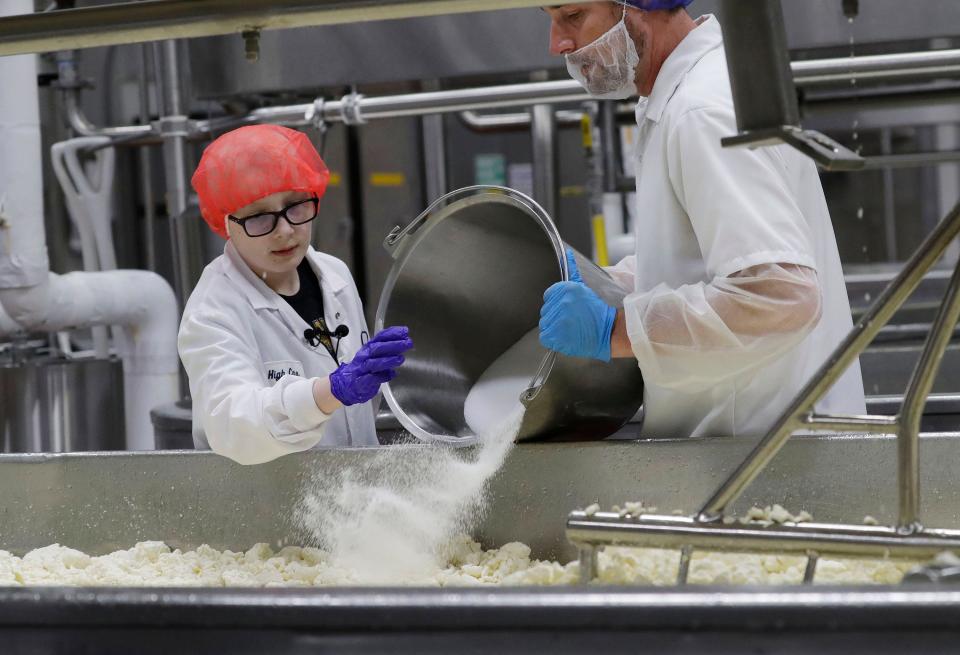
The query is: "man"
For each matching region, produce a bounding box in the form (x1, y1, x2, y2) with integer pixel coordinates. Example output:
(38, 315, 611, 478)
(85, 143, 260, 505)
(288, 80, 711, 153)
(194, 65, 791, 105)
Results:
(539, 1, 865, 438)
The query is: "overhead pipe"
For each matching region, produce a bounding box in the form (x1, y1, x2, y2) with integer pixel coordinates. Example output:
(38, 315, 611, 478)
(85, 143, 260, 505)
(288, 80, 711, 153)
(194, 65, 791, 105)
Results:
(793, 49, 960, 87)
(57, 47, 960, 144)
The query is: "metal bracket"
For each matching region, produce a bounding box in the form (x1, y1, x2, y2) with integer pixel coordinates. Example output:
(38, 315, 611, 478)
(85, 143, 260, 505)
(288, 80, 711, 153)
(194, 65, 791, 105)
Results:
(340, 92, 366, 126)
(152, 115, 194, 139)
(305, 97, 328, 134)
(721, 126, 866, 172)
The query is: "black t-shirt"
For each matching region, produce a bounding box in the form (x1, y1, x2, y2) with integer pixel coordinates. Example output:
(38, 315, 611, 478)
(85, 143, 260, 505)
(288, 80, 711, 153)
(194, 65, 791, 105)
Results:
(280, 260, 337, 361)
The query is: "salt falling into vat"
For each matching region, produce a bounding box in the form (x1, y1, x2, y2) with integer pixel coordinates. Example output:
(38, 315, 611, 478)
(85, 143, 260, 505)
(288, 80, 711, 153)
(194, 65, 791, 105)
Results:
(295, 407, 525, 584)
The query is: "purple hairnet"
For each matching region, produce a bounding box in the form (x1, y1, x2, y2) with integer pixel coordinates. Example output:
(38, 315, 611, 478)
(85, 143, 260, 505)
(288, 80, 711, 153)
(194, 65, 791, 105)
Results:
(623, 0, 694, 9)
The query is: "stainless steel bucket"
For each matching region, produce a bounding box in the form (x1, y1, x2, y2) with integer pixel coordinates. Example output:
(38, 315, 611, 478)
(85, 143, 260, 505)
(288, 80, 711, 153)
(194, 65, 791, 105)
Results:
(375, 186, 644, 444)
(0, 354, 125, 453)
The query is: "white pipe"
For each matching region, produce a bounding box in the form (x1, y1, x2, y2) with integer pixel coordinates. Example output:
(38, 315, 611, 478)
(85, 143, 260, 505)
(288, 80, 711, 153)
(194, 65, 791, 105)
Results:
(50, 138, 113, 357)
(45, 271, 179, 450)
(0, 0, 178, 451)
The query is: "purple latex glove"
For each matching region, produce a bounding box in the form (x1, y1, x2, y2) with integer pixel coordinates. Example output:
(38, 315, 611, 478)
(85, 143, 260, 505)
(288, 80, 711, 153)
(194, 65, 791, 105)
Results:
(330, 326, 413, 406)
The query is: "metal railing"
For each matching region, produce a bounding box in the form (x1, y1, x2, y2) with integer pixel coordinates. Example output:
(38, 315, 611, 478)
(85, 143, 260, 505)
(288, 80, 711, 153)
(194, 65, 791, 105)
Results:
(568, 199, 960, 584)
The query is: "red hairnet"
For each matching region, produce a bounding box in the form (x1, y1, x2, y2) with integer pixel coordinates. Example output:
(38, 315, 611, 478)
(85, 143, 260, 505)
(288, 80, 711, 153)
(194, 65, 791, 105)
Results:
(191, 125, 330, 239)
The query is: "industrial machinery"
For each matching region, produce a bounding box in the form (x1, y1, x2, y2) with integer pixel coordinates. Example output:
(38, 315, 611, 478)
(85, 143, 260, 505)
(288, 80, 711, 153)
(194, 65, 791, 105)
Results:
(1, 1, 960, 653)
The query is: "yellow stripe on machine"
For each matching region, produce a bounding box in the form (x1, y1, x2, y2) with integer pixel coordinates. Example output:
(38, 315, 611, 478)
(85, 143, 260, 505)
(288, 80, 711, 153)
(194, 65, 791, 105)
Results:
(580, 114, 593, 149)
(370, 172, 406, 187)
(592, 214, 609, 267)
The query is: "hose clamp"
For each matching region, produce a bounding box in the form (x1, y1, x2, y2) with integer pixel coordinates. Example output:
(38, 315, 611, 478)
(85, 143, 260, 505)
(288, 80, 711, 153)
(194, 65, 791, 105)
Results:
(340, 92, 367, 126)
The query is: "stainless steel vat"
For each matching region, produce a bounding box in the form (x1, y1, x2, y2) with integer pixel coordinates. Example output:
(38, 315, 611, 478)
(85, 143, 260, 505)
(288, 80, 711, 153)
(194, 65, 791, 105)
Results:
(1, 436, 960, 650)
(0, 355, 124, 453)
(1, 434, 959, 560)
(374, 187, 644, 444)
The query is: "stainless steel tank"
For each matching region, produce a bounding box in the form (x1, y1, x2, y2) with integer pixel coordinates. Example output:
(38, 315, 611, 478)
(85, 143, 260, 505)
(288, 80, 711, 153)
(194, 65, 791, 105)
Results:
(375, 187, 644, 444)
(0, 351, 125, 453)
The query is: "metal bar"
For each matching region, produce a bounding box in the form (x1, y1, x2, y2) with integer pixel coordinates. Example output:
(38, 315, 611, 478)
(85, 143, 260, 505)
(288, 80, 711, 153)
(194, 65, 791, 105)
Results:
(138, 44, 157, 273)
(803, 553, 819, 584)
(577, 545, 598, 585)
(698, 200, 960, 521)
(421, 114, 447, 202)
(801, 414, 899, 434)
(458, 109, 585, 131)
(600, 101, 621, 195)
(243, 81, 590, 128)
(334, 82, 588, 122)
(0, 0, 580, 56)
(158, 39, 191, 403)
(880, 129, 898, 261)
(345, 124, 367, 304)
(793, 49, 960, 86)
(719, 0, 800, 132)
(530, 104, 557, 220)
(676, 545, 693, 585)
(898, 255, 960, 529)
(568, 512, 960, 559)
(864, 151, 960, 170)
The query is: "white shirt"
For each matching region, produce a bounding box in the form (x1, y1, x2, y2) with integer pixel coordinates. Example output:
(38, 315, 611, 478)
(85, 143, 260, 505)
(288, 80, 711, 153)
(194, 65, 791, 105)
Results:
(608, 15, 865, 439)
(178, 242, 378, 465)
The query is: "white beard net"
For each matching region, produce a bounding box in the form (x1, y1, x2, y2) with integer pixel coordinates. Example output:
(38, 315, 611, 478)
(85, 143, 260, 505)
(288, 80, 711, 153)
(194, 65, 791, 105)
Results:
(565, 8, 641, 100)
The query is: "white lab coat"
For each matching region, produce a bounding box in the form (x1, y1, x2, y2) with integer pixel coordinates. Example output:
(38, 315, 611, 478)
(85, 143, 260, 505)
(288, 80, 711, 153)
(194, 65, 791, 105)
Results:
(608, 15, 866, 439)
(178, 241, 378, 465)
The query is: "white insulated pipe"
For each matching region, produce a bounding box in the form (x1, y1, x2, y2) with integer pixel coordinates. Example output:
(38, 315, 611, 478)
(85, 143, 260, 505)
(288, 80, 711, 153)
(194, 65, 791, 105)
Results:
(0, 0, 178, 451)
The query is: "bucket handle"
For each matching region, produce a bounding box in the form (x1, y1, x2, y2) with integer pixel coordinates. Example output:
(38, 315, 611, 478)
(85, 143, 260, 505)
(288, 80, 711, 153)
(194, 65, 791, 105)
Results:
(521, 351, 557, 406)
(383, 185, 566, 264)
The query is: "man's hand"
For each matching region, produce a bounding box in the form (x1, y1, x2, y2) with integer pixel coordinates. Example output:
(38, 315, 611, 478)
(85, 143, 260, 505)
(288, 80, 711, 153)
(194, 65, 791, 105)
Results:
(539, 250, 617, 362)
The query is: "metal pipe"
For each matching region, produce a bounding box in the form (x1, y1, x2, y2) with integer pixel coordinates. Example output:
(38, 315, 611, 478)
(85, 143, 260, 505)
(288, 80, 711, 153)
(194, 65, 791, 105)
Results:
(600, 101, 621, 196)
(898, 259, 960, 529)
(459, 109, 585, 131)
(568, 512, 960, 559)
(332, 81, 588, 122)
(793, 49, 960, 86)
(880, 129, 898, 261)
(138, 44, 157, 273)
(0, 0, 571, 56)
(55, 47, 960, 142)
(158, 39, 191, 402)
(421, 115, 447, 202)
(698, 200, 960, 521)
(530, 104, 557, 220)
(244, 81, 589, 129)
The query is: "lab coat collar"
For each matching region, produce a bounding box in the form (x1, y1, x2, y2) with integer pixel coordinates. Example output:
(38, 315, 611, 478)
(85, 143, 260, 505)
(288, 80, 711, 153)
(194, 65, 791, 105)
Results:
(637, 14, 723, 125)
(223, 241, 349, 312)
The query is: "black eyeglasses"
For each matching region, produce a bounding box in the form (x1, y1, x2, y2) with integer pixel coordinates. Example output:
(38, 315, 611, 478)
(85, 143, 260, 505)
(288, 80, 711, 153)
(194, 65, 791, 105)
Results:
(228, 197, 320, 238)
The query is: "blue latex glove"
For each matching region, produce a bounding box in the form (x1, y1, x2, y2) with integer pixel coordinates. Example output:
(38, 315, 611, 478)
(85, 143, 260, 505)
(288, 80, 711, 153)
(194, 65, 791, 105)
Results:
(539, 250, 617, 362)
(330, 326, 413, 406)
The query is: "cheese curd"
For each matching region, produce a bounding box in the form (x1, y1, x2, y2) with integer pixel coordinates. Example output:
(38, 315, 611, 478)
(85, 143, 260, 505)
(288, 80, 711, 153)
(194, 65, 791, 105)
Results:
(0, 537, 922, 588)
